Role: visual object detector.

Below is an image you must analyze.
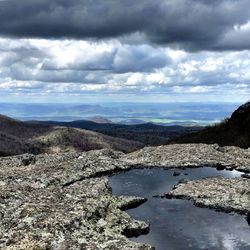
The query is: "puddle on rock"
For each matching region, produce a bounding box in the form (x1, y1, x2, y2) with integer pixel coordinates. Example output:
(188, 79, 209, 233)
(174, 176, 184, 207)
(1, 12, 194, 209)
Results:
(109, 167, 250, 250)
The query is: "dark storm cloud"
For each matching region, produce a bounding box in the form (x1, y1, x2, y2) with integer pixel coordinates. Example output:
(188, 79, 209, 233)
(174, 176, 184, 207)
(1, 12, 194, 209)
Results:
(0, 0, 250, 51)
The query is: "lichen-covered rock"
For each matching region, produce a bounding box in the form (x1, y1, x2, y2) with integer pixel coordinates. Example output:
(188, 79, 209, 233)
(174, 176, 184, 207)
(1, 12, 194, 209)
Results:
(1, 143, 250, 249)
(167, 177, 250, 219)
(124, 143, 250, 172)
(0, 150, 152, 250)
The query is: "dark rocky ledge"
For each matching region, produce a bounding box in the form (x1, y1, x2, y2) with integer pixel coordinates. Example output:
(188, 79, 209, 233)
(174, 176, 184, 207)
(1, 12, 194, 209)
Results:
(0, 144, 250, 249)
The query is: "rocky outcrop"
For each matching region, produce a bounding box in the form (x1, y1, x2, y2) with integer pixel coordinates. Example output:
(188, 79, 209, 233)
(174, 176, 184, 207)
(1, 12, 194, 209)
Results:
(167, 177, 250, 222)
(1, 143, 250, 249)
(0, 150, 151, 249)
(124, 143, 250, 172)
(125, 144, 250, 220)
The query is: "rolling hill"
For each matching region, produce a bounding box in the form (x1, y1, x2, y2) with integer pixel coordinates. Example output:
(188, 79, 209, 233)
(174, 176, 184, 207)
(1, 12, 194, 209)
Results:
(0, 115, 143, 156)
(37, 120, 202, 146)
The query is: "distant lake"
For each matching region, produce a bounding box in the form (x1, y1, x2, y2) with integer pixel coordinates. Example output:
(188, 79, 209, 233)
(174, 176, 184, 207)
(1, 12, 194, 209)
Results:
(109, 167, 250, 250)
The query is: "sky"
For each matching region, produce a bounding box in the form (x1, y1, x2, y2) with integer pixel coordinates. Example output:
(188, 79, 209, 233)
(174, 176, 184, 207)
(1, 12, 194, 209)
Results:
(0, 0, 250, 103)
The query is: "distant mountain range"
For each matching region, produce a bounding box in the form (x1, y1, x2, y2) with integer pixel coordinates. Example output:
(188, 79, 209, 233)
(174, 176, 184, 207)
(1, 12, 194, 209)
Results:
(0, 115, 143, 156)
(172, 101, 250, 148)
(0, 102, 239, 125)
(0, 103, 119, 121)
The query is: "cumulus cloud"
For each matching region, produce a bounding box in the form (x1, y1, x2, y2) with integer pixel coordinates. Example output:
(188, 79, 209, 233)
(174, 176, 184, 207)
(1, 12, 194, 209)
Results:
(42, 42, 170, 73)
(0, 38, 250, 101)
(0, 0, 250, 51)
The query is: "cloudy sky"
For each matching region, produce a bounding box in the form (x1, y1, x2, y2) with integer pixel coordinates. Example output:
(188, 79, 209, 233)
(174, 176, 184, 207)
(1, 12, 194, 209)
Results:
(0, 0, 250, 103)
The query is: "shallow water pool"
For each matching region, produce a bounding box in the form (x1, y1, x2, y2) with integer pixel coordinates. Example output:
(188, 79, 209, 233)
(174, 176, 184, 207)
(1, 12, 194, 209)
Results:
(109, 167, 250, 250)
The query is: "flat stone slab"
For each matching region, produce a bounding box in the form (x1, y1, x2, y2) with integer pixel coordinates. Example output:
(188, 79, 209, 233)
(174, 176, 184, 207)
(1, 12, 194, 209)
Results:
(0, 150, 151, 249)
(124, 144, 250, 172)
(167, 177, 250, 222)
(1, 144, 250, 249)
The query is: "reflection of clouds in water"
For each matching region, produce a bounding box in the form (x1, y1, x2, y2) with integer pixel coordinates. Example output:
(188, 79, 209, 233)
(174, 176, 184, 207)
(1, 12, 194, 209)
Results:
(151, 200, 250, 249)
(196, 222, 250, 250)
(136, 169, 154, 176)
(222, 235, 238, 250)
(207, 230, 236, 250)
(110, 167, 250, 249)
(229, 170, 243, 178)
